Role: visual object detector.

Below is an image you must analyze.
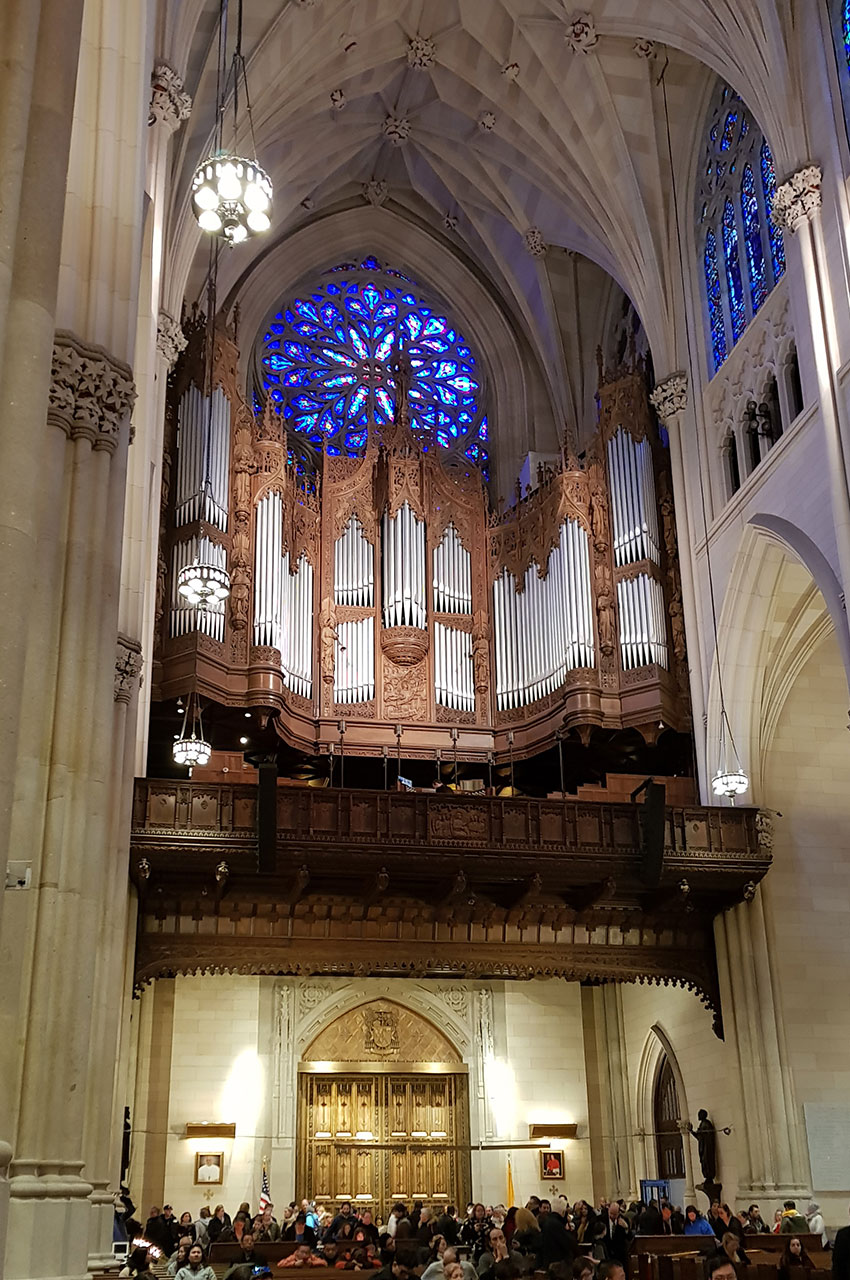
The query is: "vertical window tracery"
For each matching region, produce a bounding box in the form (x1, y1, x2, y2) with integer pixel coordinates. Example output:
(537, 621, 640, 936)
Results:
(697, 84, 786, 373)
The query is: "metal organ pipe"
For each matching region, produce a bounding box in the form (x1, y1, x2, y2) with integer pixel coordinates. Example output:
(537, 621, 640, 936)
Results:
(334, 515, 374, 607)
(171, 534, 227, 641)
(382, 503, 425, 629)
(607, 427, 660, 567)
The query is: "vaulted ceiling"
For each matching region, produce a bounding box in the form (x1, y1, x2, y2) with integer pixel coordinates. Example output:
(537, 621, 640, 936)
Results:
(162, 0, 808, 484)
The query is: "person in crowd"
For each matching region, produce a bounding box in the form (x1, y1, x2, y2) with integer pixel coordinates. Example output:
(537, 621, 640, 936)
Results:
(807, 1203, 828, 1249)
(410, 1202, 424, 1231)
(511, 1208, 540, 1254)
(328, 1203, 357, 1241)
(779, 1237, 816, 1280)
(669, 1208, 685, 1236)
(707, 1202, 725, 1237)
(684, 1206, 715, 1237)
(222, 1234, 261, 1280)
(120, 1246, 158, 1280)
(596, 1257, 626, 1280)
(718, 1231, 750, 1266)
(278, 1243, 326, 1268)
(572, 1258, 593, 1280)
(781, 1203, 809, 1234)
(705, 1255, 736, 1280)
(174, 1243, 216, 1280)
(207, 1204, 232, 1244)
(832, 1205, 850, 1280)
(636, 1201, 664, 1235)
(526, 1199, 541, 1218)
(538, 1202, 551, 1222)
(601, 1202, 630, 1267)
(573, 1202, 596, 1245)
(194, 1208, 211, 1250)
(745, 1205, 768, 1234)
(415, 1208, 436, 1246)
(342, 1244, 382, 1271)
(434, 1207, 459, 1247)
(537, 1210, 575, 1271)
(254, 1208, 282, 1243)
(177, 1212, 197, 1243)
(502, 1209, 518, 1246)
(355, 1212, 380, 1246)
(386, 1206, 409, 1240)
(232, 1203, 253, 1240)
(421, 1239, 475, 1280)
(773, 1212, 784, 1234)
(491, 1208, 506, 1230)
(477, 1227, 526, 1278)
(167, 1236, 195, 1276)
(372, 1256, 414, 1280)
(462, 1206, 496, 1262)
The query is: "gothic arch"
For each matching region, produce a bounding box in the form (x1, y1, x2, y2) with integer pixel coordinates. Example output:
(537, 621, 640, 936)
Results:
(634, 1024, 697, 1198)
(301, 998, 462, 1065)
(294, 981, 474, 1062)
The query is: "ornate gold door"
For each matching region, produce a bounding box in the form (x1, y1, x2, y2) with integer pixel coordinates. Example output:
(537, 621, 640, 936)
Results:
(298, 1072, 470, 1219)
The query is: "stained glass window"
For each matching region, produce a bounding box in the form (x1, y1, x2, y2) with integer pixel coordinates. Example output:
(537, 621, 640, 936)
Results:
(741, 164, 767, 312)
(720, 111, 738, 150)
(722, 199, 746, 343)
(704, 230, 727, 372)
(845, 0, 850, 66)
(760, 140, 786, 282)
(258, 259, 488, 476)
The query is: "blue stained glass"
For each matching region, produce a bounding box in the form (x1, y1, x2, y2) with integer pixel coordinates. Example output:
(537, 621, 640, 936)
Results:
(740, 164, 767, 313)
(704, 229, 728, 372)
(259, 262, 488, 473)
(760, 140, 786, 281)
(844, 0, 850, 66)
(722, 199, 746, 343)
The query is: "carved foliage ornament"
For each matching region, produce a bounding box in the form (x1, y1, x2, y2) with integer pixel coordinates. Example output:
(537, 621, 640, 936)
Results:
(650, 372, 689, 423)
(149, 63, 192, 131)
(363, 179, 388, 206)
(49, 331, 136, 453)
(523, 225, 547, 257)
(564, 12, 599, 53)
(157, 312, 188, 369)
(408, 36, 436, 68)
(771, 165, 822, 233)
(114, 635, 143, 703)
(383, 114, 411, 146)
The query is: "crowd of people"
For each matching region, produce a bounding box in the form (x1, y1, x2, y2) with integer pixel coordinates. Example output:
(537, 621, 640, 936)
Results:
(115, 1193, 829, 1280)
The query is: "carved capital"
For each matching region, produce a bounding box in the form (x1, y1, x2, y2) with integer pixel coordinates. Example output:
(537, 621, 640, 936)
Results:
(48, 331, 136, 453)
(382, 114, 411, 147)
(772, 165, 822, 233)
(149, 63, 192, 132)
(114, 635, 143, 703)
(650, 372, 689, 422)
(156, 312, 187, 369)
(564, 12, 598, 53)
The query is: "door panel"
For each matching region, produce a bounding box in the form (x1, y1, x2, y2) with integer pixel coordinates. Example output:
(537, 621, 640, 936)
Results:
(298, 1072, 470, 1219)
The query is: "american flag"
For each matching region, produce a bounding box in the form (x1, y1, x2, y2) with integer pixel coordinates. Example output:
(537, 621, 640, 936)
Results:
(259, 1161, 271, 1213)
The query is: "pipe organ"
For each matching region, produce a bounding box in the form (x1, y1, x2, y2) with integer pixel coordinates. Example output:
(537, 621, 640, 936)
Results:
(155, 318, 689, 765)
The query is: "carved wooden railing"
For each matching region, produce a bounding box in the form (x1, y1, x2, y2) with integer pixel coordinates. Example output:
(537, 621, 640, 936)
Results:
(132, 778, 765, 873)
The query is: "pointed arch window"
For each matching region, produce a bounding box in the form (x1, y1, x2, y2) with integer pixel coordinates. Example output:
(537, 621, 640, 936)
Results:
(697, 84, 786, 373)
(704, 230, 727, 372)
(722, 199, 746, 344)
(741, 164, 767, 312)
(760, 141, 786, 282)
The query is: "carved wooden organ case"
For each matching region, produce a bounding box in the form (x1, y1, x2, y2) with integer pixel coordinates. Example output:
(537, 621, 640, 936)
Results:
(155, 318, 689, 764)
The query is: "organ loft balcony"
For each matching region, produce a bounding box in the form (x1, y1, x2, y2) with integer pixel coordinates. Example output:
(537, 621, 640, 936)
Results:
(129, 770, 772, 1039)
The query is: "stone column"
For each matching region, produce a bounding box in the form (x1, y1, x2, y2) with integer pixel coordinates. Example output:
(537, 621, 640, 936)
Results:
(649, 373, 710, 796)
(580, 984, 637, 1201)
(714, 816, 809, 1198)
(772, 166, 850, 638)
(0, 0, 86, 944)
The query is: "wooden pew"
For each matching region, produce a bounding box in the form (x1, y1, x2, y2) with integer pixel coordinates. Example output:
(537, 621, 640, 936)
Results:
(630, 1232, 829, 1280)
(210, 1243, 299, 1265)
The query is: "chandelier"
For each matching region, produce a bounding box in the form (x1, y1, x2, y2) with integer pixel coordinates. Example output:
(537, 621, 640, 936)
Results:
(192, 0, 272, 243)
(173, 692, 212, 770)
(177, 556, 231, 607)
(711, 709, 749, 799)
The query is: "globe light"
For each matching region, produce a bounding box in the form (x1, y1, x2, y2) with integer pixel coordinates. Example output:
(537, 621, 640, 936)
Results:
(712, 711, 749, 800)
(191, 154, 273, 244)
(172, 692, 212, 772)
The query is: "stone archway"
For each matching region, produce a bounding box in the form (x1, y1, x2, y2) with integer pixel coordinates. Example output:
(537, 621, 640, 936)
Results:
(297, 999, 471, 1218)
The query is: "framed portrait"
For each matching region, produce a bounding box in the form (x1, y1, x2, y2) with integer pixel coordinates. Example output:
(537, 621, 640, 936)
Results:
(540, 1150, 565, 1180)
(195, 1152, 224, 1185)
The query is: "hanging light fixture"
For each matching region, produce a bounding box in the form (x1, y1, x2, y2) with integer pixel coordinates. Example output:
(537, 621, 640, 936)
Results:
(712, 710, 749, 798)
(659, 58, 749, 803)
(173, 692, 212, 770)
(177, 557, 231, 606)
(192, 0, 273, 243)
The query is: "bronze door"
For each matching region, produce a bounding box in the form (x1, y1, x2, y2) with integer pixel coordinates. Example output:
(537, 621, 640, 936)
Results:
(298, 1072, 470, 1219)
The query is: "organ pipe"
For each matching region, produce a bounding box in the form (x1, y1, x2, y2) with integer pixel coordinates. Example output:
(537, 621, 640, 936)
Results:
(607, 427, 659, 566)
(175, 386, 231, 530)
(617, 573, 668, 670)
(334, 618, 375, 704)
(334, 515, 374, 607)
(433, 524, 472, 614)
(382, 502, 426, 629)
